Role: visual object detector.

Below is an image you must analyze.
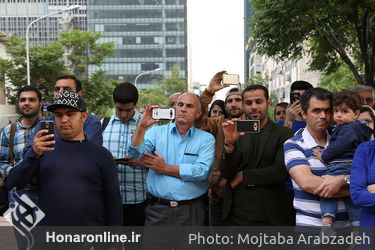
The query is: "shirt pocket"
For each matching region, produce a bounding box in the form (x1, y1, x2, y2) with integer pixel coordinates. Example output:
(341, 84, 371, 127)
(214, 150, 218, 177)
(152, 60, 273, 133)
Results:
(183, 153, 199, 164)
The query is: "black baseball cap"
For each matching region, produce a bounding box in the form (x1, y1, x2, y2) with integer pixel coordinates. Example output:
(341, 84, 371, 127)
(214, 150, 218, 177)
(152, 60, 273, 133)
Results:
(47, 91, 87, 112)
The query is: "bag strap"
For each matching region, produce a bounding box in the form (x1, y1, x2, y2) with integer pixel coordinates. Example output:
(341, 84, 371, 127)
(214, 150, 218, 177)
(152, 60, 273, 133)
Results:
(101, 117, 110, 133)
(9, 122, 17, 167)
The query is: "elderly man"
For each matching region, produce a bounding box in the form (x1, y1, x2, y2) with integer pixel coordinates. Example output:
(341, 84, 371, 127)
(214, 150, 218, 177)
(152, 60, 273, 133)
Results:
(8, 91, 122, 226)
(128, 92, 215, 226)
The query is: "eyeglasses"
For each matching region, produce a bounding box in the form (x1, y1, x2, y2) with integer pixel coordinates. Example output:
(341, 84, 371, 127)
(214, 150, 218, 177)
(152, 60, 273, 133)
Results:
(361, 97, 374, 104)
(276, 111, 286, 116)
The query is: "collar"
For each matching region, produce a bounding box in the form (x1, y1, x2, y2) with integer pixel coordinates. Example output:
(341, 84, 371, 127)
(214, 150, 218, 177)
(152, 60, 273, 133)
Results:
(18, 116, 43, 129)
(169, 122, 196, 138)
(111, 110, 140, 123)
(301, 127, 330, 148)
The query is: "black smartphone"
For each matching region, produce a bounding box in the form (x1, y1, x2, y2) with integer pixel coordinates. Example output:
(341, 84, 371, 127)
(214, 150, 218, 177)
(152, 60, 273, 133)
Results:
(115, 158, 130, 163)
(40, 121, 54, 147)
(290, 92, 301, 104)
(236, 120, 260, 133)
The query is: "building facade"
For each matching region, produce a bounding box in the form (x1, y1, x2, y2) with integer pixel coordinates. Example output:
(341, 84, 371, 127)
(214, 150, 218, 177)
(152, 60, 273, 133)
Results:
(0, 0, 86, 46)
(86, 0, 187, 89)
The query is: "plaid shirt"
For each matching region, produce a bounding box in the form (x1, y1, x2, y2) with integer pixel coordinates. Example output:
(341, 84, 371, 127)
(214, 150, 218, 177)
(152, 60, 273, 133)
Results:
(0, 116, 42, 177)
(102, 111, 147, 204)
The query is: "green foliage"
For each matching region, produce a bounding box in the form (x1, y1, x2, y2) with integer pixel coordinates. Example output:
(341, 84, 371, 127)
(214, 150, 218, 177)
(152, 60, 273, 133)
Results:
(245, 74, 269, 88)
(318, 63, 357, 93)
(158, 64, 187, 96)
(248, 0, 375, 87)
(137, 87, 169, 113)
(2, 31, 116, 117)
(137, 64, 187, 111)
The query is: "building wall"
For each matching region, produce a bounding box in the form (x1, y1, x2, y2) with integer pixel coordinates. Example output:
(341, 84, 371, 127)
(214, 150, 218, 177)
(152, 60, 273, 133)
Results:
(0, 0, 86, 46)
(87, 0, 187, 90)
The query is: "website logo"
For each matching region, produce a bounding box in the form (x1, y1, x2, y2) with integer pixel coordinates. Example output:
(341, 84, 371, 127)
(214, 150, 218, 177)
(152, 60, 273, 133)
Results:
(4, 191, 45, 250)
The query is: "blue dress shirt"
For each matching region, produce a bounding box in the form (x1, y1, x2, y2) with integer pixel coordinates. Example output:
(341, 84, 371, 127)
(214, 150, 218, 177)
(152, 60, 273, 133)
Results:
(128, 122, 215, 201)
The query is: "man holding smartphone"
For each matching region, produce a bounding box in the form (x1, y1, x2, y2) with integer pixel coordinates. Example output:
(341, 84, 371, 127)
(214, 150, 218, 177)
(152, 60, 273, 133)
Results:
(220, 85, 294, 226)
(101, 82, 148, 226)
(23, 75, 102, 158)
(277, 80, 313, 133)
(8, 91, 122, 226)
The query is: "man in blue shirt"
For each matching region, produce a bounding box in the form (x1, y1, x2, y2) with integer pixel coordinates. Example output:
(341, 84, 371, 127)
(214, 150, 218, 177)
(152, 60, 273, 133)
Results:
(102, 82, 147, 226)
(128, 92, 215, 226)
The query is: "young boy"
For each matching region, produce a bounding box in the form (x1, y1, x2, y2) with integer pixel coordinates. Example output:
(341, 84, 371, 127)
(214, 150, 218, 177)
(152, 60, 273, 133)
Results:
(313, 90, 373, 227)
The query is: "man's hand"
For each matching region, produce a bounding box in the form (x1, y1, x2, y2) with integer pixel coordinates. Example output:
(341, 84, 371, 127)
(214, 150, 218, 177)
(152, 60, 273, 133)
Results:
(230, 171, 243, 189)
(207, 70, 229, 93)
(312, 149, 322, 160)
(284, 101, 301, 128)
(367, 184, 375, 193)
(140, 152, 167, 172)
(314, 175, 345, 198)
(222, 118, 244, 150)
(139, 104, 159, 129)
(32, 130, 55, 157)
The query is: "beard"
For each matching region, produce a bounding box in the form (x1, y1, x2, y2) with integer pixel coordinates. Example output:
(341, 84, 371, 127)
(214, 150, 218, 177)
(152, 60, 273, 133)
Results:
(20, 109, 39, 118)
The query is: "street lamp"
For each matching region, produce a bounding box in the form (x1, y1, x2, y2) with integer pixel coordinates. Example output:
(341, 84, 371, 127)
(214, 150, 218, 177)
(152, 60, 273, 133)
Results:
(26, 5, 80, 85)
(134, 68, 161, 87)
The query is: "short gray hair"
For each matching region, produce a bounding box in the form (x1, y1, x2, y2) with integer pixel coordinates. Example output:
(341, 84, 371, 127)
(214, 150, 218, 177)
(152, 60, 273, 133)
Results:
(352, 85, 375, 97)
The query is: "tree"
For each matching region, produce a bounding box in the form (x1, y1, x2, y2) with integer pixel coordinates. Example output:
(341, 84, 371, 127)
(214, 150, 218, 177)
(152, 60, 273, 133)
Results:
(137, 64, 187, 111)
(0, 31, 116, 117)
(318, 62, 357, 93)
(158, 64, 187, 96)
(248, 0, 375, 88)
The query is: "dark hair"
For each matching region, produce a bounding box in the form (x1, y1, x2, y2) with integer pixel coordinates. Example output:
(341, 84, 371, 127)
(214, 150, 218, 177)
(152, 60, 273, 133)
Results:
(55, 75, 82, 92)
(242, 85, 269, 100)
(332, 90, 362, 112)
(113, 82, 138, 104)
(300, 88, 333, 113)
(273, 102, 288, 120)
(290, 81, 313, 92)
(18, 85, 42, 102)
(207, 99, 228, 118)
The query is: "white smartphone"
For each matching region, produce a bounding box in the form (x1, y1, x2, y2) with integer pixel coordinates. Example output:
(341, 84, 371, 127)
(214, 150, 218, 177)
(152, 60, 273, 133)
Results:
(222, 74, 240, 85)
(152, 108, 175, 120)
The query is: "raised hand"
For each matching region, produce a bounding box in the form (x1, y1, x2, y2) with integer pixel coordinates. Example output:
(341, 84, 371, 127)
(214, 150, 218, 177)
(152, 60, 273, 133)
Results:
(222, 118, 244, 145)
(32, 130, 55, 157)
(207, 70, 229, 93)
(284, 100, 301, 128)
(139, 104, 159, 129)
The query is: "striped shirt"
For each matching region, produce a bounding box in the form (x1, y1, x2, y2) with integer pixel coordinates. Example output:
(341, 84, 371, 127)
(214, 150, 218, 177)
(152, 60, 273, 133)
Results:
(0, 116, 42, 177)
(102, 111, 147, 204)
(284, 128, 349, 226)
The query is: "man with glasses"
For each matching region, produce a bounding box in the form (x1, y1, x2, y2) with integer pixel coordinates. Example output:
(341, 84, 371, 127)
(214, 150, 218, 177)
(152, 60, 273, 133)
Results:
(352, 85, 375, 108)
(102, 82, 148, 226)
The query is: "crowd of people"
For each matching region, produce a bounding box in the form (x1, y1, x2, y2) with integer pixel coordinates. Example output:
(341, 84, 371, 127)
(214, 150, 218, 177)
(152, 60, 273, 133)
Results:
(1, 71, 375, 234)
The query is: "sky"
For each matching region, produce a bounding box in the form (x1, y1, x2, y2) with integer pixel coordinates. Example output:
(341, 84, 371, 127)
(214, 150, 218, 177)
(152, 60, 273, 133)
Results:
(188, 0, 245, 100)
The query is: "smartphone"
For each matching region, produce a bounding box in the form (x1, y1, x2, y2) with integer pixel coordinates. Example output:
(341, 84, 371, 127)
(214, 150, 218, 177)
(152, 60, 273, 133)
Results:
(222, 74, 240, 85)
(236, 120, 260, 133)
(115, 158, 130, 163)
(40, 121, 55, 147)
(290, 92, 301, 104)
(152, 108, 175, 120)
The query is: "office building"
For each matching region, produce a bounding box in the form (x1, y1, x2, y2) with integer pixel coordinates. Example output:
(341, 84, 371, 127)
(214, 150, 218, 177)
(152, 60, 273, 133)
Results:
(86, 0, 187, 89)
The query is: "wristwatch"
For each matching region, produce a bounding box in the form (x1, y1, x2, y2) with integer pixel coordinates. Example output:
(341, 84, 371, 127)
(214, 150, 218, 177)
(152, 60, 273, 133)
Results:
(344, 175, 350, 186)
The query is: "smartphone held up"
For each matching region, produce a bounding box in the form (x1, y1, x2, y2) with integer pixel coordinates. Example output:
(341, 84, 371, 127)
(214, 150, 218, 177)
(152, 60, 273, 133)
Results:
(40, 121, 55, 148)
(152, 108, 175, 120)
(222, 74, 240, 85)
(236, 120, 260, 133)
